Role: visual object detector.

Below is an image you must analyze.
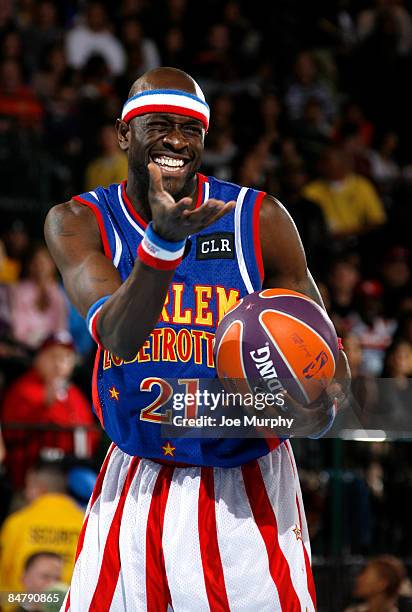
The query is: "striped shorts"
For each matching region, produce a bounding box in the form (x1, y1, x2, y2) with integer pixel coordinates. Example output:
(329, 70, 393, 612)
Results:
(63, 441, 316, 611)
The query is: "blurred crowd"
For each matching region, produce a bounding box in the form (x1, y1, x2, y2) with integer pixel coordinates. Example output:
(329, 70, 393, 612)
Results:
(0, 0, 412, 608)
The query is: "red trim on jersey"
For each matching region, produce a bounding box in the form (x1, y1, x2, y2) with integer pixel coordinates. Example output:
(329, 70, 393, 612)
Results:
(121, 181, 148, 229)
(242, 460, 301, 610)
(123, 105, 208, 129)
(91, 346, 104, 427)
(296, 494, 317, 608)
(198, 467, 231, 610)
(89, 457, 141, 612)
(195, 173, 207, 209)
(73, 196, 112, 258)
(65, 444, 116, 611)
(265, 436, 281, 453)
(252, 191, 266, 283)
(146, 466, 174, 611)
(137, 244, 182, 270)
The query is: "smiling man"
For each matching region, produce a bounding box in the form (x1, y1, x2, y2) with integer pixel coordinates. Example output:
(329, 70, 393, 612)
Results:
(45, 67, 347, 611)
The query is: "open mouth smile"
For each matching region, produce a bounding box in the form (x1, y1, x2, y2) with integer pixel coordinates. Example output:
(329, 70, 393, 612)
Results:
(151, 155, 190, 173)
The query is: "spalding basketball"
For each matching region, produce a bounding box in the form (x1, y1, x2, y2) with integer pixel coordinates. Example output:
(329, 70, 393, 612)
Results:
(214, 288, 339, 405)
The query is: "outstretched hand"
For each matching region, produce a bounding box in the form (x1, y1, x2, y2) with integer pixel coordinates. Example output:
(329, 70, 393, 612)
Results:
(148, 162, 235, 241)
(250, 380, 345, 439)
(280, 386, 338, 438)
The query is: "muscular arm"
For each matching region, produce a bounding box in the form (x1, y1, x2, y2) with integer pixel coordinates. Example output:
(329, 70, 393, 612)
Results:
(260, 195, 350, 387)
(261, 195, 324, 303)
(45, 200, 174, 359)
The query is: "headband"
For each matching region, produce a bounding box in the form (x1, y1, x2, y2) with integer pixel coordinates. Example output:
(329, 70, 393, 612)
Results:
(121, 89, 210, 131)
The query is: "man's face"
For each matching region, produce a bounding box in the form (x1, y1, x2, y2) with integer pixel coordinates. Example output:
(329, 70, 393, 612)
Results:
(22, 556, 63, 594)
(126, 112, 205, 198)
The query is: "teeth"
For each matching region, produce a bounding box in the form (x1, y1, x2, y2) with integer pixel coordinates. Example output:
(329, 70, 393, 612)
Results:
(153, 156, 185, 169)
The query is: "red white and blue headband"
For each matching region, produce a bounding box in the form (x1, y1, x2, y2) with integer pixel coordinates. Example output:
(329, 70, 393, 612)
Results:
(121, 88, 210, 131)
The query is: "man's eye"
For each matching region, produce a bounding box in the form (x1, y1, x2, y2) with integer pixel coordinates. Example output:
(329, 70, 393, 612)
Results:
(149, 122, 168, 129)
(184, 126, 202, 135)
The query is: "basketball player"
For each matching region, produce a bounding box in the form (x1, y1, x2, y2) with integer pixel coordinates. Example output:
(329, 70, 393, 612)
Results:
(45, 67, 349, 611)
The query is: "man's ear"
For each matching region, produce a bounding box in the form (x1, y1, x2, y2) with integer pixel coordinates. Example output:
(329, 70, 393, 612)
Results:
(116, 119, 130, 151)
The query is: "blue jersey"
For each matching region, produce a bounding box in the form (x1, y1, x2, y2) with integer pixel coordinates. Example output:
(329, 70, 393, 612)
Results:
(74, 175, 281, 466)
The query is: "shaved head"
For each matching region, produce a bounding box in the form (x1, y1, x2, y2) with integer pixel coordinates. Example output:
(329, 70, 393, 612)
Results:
(128, 67, 205, 101)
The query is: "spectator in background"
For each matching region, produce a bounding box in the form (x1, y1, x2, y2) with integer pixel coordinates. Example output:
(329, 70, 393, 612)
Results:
(118, 0, 152, 26)
(327, 256, 360, 333)
(244, 92, 284, 156)
(293, 97, 332, 173)
(368, 131, 401, 192)
(0, 258, 29, 383)
(0, 223, 32, 385)
(0, 28, 27, 72)
(277, 161, 330, 274)
(0, 0, 15, 35)
(0, 238, 20, 285)
(202, 127, 237, 181)
(345, 555, 407, 612)
(0, 430, 13, 530)
(1, 219, 30, 278)
(303, 146, 387, 239)
(120, 17, 161, 78)
(0, 58, 43, 125)
(256, 92, 281, 138)
(156, 0, 191, 44)
(357, 0, 412, 56)
(395, 310, 412, 345)
(334, 102, 375, 149)
(209, 93, 234, 134)
(374, 339, 412, 432)
(65, 2, 126, 76)
(33, 43, 71, 100)
(160, 26, 186, 68)
(0, 461, 83, 595)
(193, 23, 238, 91)
(9, 243, 68, 350)
(42, 80, 80, 201)
(24, 0, 63, 73)
(236, 136, 278, 191)
(18, 552, 64, 612)
(221, 0, 261, 78)
(380, 247, 412, 319)
(285, 51, 336, 124)
(85, 123, 127, 190)
(343, 332, 379, 427)
(1, 331, 99, 489)
(340, 124, 373, 180)
(349, 280, 397, 376)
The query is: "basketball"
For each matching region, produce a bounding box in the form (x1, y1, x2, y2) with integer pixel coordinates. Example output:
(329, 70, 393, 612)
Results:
(214, 288, 339, 405)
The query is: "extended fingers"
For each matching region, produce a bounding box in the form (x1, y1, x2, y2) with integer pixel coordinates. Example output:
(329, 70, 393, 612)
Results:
(182, 199, 236, 225)
(148, 162, 164, 195)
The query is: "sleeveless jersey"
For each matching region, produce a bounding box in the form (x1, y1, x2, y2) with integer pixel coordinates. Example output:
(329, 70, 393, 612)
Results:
(74, 175, 281, 466)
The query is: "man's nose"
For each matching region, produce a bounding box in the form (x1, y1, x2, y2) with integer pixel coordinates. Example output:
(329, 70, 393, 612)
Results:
(163, 127, 188, 150)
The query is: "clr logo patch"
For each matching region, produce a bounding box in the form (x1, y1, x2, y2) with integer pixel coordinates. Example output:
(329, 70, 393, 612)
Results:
(196, 232, 235, 260)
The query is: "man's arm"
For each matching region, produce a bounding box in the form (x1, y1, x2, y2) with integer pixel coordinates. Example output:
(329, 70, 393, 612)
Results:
(260, 195, 350, 420)
(261, 195, 325, 302)
(45, 164, 235, 360)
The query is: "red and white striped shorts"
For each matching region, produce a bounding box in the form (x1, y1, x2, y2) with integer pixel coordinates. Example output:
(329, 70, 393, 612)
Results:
(63, 441, 316, 611)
